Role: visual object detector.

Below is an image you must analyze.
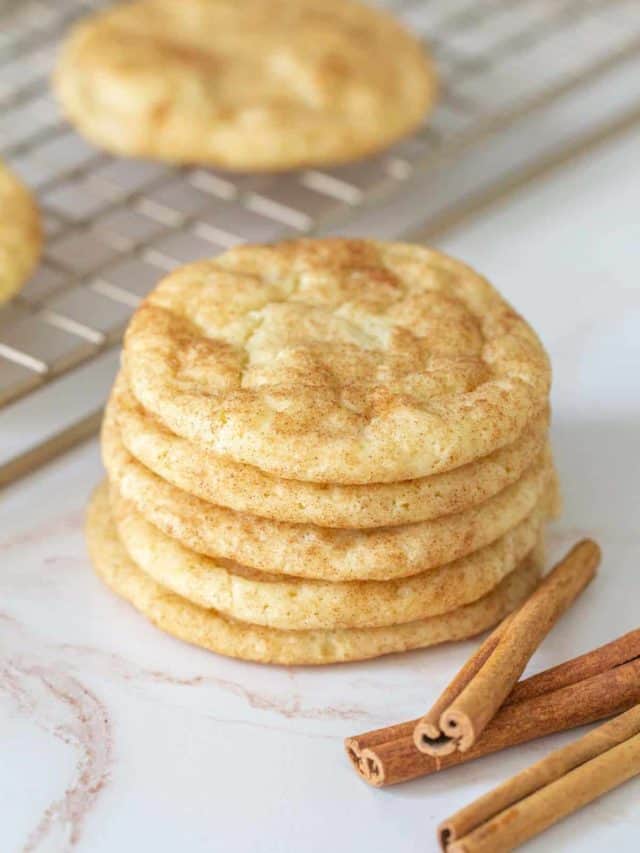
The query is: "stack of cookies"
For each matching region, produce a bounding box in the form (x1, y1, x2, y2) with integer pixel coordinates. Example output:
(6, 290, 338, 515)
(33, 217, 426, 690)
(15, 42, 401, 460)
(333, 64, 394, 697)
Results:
(87, 238, 557, 665)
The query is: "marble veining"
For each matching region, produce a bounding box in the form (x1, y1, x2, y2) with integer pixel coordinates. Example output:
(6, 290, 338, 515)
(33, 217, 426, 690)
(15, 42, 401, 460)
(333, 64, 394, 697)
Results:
(1, 656, 111, 852)
(2, 128, 640, 852)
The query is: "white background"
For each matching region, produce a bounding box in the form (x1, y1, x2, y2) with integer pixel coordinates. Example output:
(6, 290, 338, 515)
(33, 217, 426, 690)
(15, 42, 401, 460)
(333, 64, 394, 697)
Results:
(2, 125, 639, 851)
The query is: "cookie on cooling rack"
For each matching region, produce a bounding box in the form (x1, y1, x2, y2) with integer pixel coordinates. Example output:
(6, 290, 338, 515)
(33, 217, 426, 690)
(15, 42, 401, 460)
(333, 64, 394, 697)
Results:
(0, 160, 41, 305)
(54, 0, 436, 171)
(122, 238, 551, 485)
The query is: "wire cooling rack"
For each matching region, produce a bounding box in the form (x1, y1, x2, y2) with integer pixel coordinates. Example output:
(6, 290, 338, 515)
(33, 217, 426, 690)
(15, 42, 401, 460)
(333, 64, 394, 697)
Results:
(1, 0, 640, 481)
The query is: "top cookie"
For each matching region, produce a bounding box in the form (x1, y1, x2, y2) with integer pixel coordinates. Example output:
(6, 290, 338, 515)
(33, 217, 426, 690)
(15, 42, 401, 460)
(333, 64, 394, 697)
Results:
(0, 161, 41, 305)
(54, 0, 436, 171)
(124, 239, 550, 484)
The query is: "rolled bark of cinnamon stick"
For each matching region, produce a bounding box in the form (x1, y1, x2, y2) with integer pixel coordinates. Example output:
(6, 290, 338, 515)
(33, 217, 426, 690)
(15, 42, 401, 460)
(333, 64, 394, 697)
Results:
(410, 615, 515, 757)
(414, 540, 600, 755)
(345, 654, 640, 787)
(441, 704, 640, 852)
(506, 627, 640, 704)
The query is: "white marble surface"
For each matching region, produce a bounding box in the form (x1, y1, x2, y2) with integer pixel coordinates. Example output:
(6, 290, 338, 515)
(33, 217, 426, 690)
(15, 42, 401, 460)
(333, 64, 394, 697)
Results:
(2, 126, 640, 853)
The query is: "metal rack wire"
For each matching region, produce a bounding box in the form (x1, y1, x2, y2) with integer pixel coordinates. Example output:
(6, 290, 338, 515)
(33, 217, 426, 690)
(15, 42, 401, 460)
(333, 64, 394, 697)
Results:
(1, 0, 639, 477)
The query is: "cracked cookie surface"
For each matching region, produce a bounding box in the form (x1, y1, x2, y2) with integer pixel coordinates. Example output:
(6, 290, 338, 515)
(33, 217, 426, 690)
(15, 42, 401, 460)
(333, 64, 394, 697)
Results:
(124, 239, 551, 483)
(54, 0, 435, 170)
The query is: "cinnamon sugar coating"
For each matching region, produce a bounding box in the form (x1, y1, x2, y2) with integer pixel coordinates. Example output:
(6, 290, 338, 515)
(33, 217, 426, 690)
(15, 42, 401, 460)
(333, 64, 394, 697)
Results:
(54, 0, 435, 170)
(0, 161, 41, 305)
(87, 482, 543, 665)
(124, 239, 551, 483)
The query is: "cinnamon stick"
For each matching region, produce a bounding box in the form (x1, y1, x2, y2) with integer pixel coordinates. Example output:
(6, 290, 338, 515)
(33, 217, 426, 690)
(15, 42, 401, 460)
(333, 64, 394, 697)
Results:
(409, 613, 516, 757)
(345, 633, 640, 787)
(414, 540, 600, 755)
(440, 704, 640, 852)
(505, 627, 640, 704)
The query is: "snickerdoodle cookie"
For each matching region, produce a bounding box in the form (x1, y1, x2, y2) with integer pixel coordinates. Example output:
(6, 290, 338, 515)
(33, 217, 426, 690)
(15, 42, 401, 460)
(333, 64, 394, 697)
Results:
(0, 161, 41, 305)
(87, 482, 543, 665)
(111, 371, 550, 528)
(55, 0, 436, 171)
(123, 239, 550, 484)
(102, 409, 553, 582)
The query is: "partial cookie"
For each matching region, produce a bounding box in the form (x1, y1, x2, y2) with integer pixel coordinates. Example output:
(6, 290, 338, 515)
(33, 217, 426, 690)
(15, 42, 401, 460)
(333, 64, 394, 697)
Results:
(111, 484, 547, 630)
(54, 0, 435, 171)
(0, 161, 41, 305)
(123, 240, 551, 484)
(102, 411, 553, 582)
(87, 483, 543, 665)
(112, 372, 549, 528)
